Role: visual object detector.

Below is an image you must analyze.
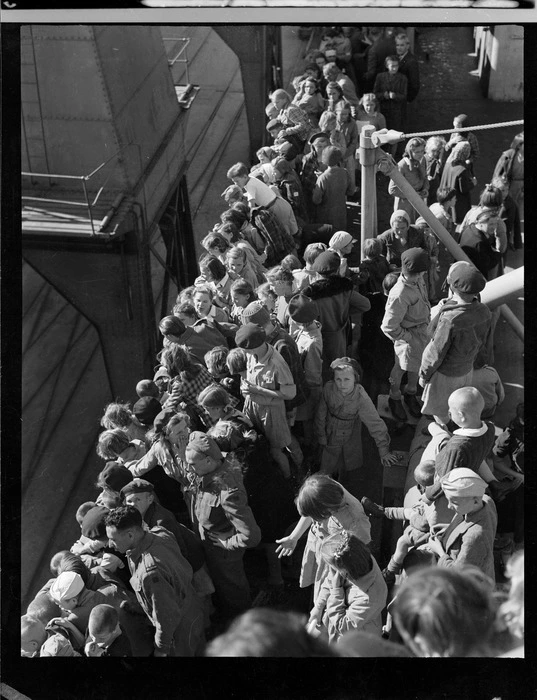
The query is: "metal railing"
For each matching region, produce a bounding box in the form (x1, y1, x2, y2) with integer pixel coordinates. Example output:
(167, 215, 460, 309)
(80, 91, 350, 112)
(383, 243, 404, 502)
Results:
(21, 143, 139, 236)
(163, 37, 191, 85)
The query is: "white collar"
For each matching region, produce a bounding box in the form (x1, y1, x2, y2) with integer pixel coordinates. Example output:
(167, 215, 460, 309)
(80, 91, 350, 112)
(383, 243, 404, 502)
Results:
(453, 424, 488, 437)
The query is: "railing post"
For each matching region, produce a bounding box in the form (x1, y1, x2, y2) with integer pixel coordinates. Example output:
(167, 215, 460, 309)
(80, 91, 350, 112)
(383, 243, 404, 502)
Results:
(359, 124, 378, 256)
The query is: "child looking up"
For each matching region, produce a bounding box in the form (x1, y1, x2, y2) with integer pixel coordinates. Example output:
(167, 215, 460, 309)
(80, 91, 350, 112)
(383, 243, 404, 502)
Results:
(315, 357, 398, 485)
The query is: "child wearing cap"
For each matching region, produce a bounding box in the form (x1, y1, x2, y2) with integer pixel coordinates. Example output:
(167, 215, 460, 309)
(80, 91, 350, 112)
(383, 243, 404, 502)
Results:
(315, 357, 398, 485)
(288, 294, 324, 451)
(21, 611, 81, 657)
(426, 467, 497, 581)
(70, 501, 105, 567)
(235, 322, 297, 480)
(84, 604, 132, 657)
(184, 432, 261, 619)
(48, 571, 110, 635)
(381, 247, 431, 422)
(419, 262, 492, 428)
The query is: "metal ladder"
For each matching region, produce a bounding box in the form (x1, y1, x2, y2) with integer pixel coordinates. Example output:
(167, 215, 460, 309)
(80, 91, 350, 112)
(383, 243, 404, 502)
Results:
(21, 27, 51, 185)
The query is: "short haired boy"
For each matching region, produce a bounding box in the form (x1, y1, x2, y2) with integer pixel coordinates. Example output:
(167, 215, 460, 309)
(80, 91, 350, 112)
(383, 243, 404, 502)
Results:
(84, 604, 132, 657)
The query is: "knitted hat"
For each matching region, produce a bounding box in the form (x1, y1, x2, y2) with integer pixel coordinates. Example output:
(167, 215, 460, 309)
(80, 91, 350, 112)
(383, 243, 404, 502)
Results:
(266, 119, 284, 132)
(100, 462, 133, 493)
(401, 247, 429, 274)
(414, 216, 428, 229)
(81, 506, 110, 540)
(311, 250, 341, 276)
(309, 131, 329, 145)
(132, 397, 162, 427)
(153, 406, 177, 434)
(288, 294, 319, 323)
(121, 478, 155, 499)
(390, 209, 411, 228)
(235, 322, 267, 350)
(329, 231, 356, 251)
(441, 468, 487, 498)
(447, 261, 486, 295)
(50, 572, 85, 603)
(185, 431, 223, 462)
(241, 301, 271, 326)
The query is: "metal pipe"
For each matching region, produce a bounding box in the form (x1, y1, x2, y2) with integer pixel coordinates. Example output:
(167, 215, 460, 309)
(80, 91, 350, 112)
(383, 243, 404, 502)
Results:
(359, 125, 378, 253)
(22, 196, 90, 207)
(499, 304, 524, 341)
(479, 266, 524, 308)
(378, 154, 473, 264)
(22, 171, 84, 180)
(81, 178, 96, 237)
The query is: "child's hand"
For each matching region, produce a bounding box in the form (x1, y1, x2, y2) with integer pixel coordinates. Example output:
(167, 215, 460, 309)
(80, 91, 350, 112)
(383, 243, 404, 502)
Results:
(85, 640, 106, 657)
(381, 453, 400, 467)
(275, 535, 298, 558)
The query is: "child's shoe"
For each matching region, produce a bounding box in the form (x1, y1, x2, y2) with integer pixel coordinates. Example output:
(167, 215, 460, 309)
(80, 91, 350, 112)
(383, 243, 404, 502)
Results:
(361, 497, 385, 518)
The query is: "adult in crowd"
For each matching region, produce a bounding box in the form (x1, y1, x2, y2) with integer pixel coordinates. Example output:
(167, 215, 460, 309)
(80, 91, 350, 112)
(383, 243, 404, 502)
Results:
(438, 141, 477, 227)
(394, 32, 420, 104)
(303, 250, 370, 380)
(377, 210, 427, 270)
(184, 431, 261, 621)
(105, 505, 205, 656)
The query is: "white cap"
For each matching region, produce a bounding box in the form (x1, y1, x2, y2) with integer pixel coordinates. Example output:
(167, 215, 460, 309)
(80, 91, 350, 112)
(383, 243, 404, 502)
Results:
(49, 571, 84, 603)
(329, 231, 356, 251)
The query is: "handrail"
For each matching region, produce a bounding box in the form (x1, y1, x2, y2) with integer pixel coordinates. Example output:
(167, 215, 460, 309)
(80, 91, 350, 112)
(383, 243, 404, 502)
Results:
(163, 37, 191, 84)
(22, 143, 139, 236)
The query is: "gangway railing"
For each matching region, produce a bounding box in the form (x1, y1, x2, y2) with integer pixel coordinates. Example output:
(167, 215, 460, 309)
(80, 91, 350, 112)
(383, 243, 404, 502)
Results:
(21, 143, 140, 236)
(163, 37, 191, 84)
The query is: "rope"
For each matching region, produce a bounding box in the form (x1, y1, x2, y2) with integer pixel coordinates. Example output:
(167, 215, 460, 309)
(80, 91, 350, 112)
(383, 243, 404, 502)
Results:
(403, 119, 523, 140)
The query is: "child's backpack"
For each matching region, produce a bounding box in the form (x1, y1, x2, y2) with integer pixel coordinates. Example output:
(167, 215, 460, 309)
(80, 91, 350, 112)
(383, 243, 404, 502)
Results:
(250, 206, 296, 268)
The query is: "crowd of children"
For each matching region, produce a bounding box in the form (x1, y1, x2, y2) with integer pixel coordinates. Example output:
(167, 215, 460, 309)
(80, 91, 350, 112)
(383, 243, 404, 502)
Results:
(22, 25, 524, 658)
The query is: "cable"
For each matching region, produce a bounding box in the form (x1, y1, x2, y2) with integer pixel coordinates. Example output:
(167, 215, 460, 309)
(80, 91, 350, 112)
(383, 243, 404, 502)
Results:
(403, 119, 523, 140)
